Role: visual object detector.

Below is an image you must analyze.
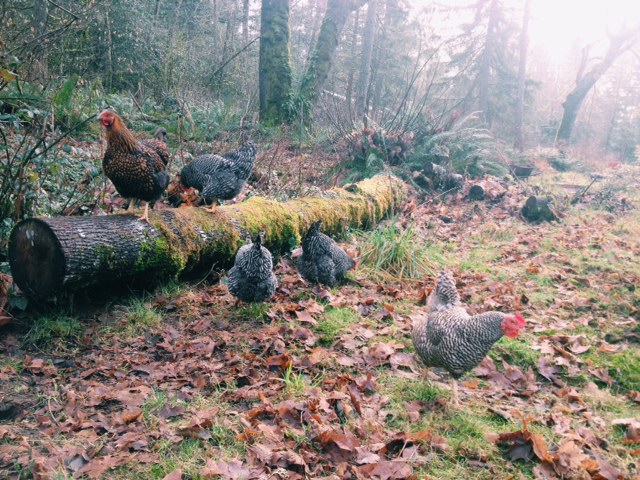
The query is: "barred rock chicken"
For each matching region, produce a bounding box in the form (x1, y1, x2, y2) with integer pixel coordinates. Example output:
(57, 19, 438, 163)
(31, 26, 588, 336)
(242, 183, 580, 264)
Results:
(297, 221, 356, 287)
(227, 233, 277, 303)
(412, 270, 526, 405)
(179, 142, 256, 212)
(99, 110, 170, 222)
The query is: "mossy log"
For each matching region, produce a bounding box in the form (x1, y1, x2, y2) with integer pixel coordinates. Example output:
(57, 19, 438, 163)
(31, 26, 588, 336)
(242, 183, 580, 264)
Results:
(9, 174, 407, 298)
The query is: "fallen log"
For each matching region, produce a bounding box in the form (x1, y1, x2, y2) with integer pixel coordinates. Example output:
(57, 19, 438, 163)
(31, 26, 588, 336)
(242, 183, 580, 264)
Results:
(521, 195, 559, 223)
(9, 174, 406, 298)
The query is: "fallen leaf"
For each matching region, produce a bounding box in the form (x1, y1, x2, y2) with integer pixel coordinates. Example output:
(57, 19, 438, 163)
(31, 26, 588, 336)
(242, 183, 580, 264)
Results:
(358, 461, 412, 480)
(163, 469, 183, 480)
(294, 309, 317, 325)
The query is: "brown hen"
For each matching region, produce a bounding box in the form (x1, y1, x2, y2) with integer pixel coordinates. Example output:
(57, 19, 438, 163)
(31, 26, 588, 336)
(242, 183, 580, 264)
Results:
(99, 110, 170, 222)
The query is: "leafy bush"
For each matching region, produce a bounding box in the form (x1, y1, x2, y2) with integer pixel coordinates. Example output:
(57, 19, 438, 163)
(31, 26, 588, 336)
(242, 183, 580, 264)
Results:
(0, 74, 103, 259)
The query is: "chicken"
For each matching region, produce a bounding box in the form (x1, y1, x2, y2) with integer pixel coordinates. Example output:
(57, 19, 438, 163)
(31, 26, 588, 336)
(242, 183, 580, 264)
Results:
(179, 142, 256, 212)
(296, 221, 356, 287)
(98, 110, 170, 222)
(140, 128, 170, 166)
(227, 233, 277, 303)
(412, 270, 525, 405)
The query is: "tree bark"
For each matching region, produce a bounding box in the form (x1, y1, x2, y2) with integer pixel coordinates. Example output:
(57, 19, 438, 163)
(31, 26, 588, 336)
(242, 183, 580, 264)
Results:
(242, 0, 249, 44)
(478, 0, 500, 127)
(555, 27, 640, 144)
(299, 0, 366, 124)
(104, 4, 113, 91)
(31, 0, 49, 82)
(9, 174, 407, 298)
(514, 0, 530, 151)
(354, 0, 376, 120)
(259, 0, 293, 126)
(345, 7, 360, 112)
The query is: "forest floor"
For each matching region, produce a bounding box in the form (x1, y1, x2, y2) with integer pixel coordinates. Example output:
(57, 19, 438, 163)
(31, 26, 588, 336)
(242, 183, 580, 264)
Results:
(0, 158, 639, 480)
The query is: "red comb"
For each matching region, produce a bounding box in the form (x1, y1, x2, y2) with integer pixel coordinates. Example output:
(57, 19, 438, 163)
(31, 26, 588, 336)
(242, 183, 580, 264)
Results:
(514, 311, 525, 327)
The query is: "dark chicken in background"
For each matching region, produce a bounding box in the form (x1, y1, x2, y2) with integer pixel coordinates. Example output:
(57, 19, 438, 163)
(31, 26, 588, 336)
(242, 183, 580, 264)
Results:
(98, 110, 170, 222)
(412, 270, 526, 405)
(179, 142, 256, 212)
(227, 233, 277, 303)
(296, 221, 356, 287)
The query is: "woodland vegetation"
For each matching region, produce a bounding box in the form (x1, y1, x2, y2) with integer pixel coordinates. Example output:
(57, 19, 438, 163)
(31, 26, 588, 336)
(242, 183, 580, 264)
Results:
(1, 1, 639, 479)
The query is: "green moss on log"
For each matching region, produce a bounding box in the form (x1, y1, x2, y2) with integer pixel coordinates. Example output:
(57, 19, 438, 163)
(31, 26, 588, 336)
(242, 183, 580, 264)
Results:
(8, 173, 407, 297)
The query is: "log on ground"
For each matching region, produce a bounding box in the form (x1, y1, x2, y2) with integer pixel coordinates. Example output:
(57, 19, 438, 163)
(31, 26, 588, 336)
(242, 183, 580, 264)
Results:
(9, 174, 407, 298)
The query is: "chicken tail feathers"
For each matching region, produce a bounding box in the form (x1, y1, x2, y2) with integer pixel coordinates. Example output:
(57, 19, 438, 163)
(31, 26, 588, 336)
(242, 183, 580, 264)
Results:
(427, 270, 461, 311)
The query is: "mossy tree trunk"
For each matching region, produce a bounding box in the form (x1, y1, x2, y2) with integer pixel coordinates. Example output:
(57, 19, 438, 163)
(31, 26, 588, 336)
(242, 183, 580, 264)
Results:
(9, 175, 407, 298)
(299, 0, 367, 125)
(259, 0, 293, 126)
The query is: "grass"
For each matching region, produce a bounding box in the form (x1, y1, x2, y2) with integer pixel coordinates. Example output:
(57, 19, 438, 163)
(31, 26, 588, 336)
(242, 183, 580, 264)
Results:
(114, 299, 163, 338)
(148, 437, 207, 479)
(591, 348, 640, 392)
(22, 313, 82, 348)
(6, 167, 640, 480)
(234, 302, 271, 322)
(358, 222, 437, 279)
(489, 336, 540, 369)
(281, 364, 310, 398)
(315, 306, 360, 346)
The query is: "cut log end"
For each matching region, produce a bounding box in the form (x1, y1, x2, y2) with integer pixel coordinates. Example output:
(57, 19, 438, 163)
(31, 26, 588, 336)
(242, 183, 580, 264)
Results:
(9, 219, 66, 297)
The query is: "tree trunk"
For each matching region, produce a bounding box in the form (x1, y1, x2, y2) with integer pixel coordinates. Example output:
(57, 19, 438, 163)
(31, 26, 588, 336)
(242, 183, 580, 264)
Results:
(9, 175, 406, 298)
(259, 0, 293, 126)
(556, 27, 640, 144)
(345, 8, 360, 112)
(514, 0, 530, 151)
(369, 0, 392, 121)
(31, 0, 49, 82)
(242, 0, 249, 44)
(214, 0, 238, 96)
(299, 0, 366, 124)
(104, 4, 113, 91)
(478, 0, 500, 127)
(354, 0, 376, 120)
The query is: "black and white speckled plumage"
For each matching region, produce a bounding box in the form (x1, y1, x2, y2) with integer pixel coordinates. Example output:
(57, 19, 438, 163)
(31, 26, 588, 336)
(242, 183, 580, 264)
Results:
(413, 271, 510, 379)
(180, 142, 256, 203)
(228, 233, 277, 302)
(426, 270, 461, 312)
(296, 221, 355, 287)
(412, 307, 507, 379)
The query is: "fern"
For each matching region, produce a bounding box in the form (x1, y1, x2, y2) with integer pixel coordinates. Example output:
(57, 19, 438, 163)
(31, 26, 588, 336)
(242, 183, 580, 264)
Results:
(409, 112, 509, 178)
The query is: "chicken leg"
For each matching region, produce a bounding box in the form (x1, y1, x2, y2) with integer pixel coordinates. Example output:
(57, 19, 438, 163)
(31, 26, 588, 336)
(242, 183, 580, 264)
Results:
(203, 199, 219, 213)
(450, 378, 460, 407)
(139, 202, 150, 222)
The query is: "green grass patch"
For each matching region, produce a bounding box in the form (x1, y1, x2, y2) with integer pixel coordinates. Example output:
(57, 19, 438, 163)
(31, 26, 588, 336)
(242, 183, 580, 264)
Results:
(489, 337, 540, 369)
(115, 299, 163, 338)
(315, 307, 359, 346)
(594, 349, 640, 392)
(234, 302, 271, 322)
(358, 222, 437, 279)
(281, 364, 310, 398)
(22, 313, 82, 348)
